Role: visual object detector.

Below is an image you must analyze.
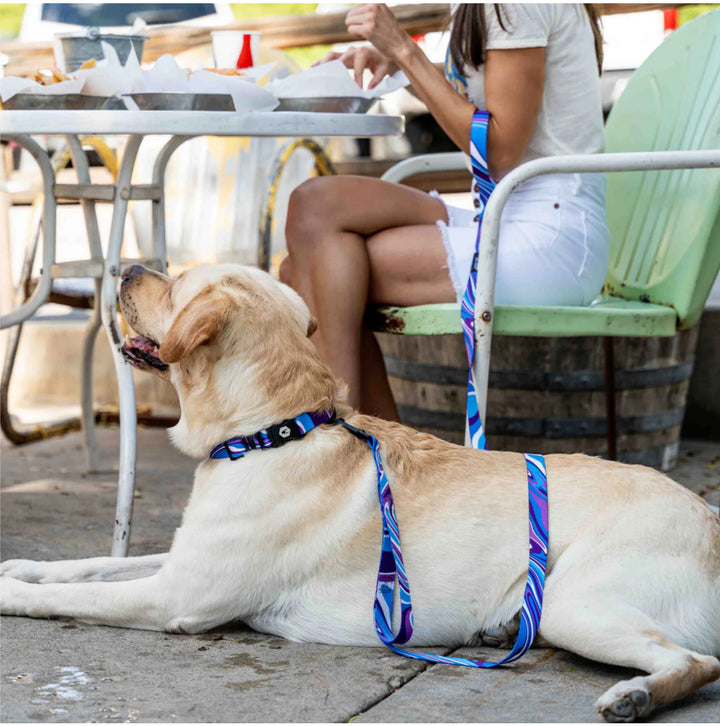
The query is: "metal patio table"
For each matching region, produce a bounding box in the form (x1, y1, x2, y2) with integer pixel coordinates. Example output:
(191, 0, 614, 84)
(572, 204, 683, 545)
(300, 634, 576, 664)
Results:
(0, 110, 405, 556)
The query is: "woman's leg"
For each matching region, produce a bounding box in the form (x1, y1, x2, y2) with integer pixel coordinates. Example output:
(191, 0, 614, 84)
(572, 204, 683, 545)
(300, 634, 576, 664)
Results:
(360, 223, 458, 418)
(282, 175, 453, 414)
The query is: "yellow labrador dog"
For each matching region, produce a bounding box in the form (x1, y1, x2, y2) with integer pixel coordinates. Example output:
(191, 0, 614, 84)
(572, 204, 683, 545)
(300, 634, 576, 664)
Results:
(2, 264, 719, 722)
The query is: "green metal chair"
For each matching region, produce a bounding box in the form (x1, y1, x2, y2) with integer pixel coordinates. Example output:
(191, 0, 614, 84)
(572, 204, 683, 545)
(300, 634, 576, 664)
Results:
(371, 9, 720, 456)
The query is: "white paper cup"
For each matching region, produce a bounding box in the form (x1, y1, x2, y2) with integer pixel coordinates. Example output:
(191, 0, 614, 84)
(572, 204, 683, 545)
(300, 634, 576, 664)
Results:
(211, 31, 261, 69)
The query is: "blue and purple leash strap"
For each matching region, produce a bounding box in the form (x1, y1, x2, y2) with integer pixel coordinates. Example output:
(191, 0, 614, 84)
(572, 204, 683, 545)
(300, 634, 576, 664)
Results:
(337, 419, 549, 667)
(353, 109, 549, 667)
(461, 110, 496, 451)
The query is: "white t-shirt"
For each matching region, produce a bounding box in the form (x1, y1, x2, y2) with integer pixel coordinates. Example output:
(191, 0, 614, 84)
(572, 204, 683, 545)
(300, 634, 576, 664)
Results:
(449, 3, 605, 163)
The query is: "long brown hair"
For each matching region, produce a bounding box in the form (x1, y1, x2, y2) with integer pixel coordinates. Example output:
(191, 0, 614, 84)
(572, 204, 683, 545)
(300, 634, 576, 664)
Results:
(449, 4, 604, 75)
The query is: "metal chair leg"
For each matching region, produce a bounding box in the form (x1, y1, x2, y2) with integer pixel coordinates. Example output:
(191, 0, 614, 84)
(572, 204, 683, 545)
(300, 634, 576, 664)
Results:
(603, 336, 618, 461)
(80, 279, 102, 473)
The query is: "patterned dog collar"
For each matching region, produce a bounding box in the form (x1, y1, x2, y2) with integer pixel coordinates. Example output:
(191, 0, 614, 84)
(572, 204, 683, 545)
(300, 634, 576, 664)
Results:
(208, 409, 336, 461)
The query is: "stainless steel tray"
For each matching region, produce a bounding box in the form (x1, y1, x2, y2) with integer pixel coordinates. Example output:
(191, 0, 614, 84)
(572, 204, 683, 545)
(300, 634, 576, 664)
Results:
(125, 93, 235, 111)
(2, 93, 112, 110)
(275, 96, 378, 113)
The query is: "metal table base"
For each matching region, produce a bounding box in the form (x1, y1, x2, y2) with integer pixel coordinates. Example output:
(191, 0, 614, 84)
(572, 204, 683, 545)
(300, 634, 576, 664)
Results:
(0, 110, 404, 555)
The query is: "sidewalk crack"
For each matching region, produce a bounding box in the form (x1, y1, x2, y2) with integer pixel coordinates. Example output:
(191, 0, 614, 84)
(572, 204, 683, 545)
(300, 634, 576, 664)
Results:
(346, 649, 453, 722)
(346, 647, 559, 722)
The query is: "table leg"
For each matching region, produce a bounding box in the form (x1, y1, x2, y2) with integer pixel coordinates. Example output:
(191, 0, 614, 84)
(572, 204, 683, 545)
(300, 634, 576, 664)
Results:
(66, 136, 103, 473)
(103, 135, 143, 557)
(0, 136, 56, 330)
(80, 280, 102, 473)
(152, 136, 191, 273)
(65, 136, 103, 258)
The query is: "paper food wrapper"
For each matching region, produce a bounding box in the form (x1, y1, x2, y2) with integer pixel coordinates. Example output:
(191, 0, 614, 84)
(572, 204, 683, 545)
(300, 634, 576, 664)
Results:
(78, 41, 144, 97)
(130, 53, 277, 111)
(1, 43, 278, 112)
(268, 59, 409, 99)
(185, 70, 278, 112)
(1, 50, 400, 111)
(0, 41, 140, 102)
(0, 76, 84, 102)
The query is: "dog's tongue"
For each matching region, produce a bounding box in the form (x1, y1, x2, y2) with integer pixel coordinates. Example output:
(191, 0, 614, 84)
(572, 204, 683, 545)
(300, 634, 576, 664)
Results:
(127, 335, 157, 354)
(122, 335, 168, 371)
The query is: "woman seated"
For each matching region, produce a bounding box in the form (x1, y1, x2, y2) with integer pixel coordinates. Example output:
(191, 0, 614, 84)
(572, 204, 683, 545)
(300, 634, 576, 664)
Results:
(280, 3, 609, 421)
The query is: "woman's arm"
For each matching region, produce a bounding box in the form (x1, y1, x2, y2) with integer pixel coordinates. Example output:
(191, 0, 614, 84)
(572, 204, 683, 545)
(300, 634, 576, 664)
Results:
(346, 4, 544, 180)
(483, 47, 545, 179)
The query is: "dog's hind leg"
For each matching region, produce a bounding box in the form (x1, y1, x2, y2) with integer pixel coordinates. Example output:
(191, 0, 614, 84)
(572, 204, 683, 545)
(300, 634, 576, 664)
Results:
(539, 595, 720, 722)
(1, 554, 169, 583)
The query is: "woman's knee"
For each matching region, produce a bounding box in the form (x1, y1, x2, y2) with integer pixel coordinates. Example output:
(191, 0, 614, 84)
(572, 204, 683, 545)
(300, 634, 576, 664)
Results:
(286, 177, 341, 241)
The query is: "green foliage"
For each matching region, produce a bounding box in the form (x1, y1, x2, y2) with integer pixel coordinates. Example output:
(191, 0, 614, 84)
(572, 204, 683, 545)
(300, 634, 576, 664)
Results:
(0, 3, 26, 39)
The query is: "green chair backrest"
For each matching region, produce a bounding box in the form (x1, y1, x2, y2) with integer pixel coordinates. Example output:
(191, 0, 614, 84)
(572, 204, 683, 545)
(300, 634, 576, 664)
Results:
(604, 9, 720, 329)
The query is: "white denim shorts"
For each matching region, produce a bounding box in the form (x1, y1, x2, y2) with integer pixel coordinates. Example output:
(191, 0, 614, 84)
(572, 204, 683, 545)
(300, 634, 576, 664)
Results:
(433, 173, 610, 306)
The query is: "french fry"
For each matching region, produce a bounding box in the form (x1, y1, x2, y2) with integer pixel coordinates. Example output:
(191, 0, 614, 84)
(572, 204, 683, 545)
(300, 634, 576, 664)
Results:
(77, 58, 97, 71)
(203, 68, 246, 76)
(33, 67, 76, 85)
(51, 67, 69, 83)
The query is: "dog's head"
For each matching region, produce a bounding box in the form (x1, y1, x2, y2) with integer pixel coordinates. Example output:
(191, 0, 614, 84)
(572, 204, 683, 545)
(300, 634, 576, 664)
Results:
(119, 264, 338, 457)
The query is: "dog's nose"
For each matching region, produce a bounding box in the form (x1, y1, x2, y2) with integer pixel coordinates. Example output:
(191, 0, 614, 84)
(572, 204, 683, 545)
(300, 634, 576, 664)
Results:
(121, 265, 146, 284)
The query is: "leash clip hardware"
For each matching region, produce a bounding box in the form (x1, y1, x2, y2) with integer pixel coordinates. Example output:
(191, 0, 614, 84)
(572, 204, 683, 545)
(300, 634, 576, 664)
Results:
(267, 419, 302, 448)
(331, 418, 371, 444)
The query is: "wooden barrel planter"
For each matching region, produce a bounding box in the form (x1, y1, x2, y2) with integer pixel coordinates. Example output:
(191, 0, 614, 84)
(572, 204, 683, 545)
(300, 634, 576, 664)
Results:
(375, 328, 699, 471)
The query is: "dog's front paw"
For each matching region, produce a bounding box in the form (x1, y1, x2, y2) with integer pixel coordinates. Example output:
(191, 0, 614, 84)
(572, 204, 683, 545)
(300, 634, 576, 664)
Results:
(0, 576, 33, 617)
(596, 678, 653, 723)
(1, 559, 45, 583)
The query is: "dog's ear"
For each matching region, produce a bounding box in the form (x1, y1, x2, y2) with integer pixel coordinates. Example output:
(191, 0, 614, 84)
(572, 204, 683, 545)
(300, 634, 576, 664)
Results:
(159, 288, 234, 364)
(307, 316, 318, 337)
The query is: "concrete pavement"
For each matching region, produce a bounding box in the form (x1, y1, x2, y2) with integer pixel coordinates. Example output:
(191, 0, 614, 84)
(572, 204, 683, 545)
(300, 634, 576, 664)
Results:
(2, 427, 719, 723)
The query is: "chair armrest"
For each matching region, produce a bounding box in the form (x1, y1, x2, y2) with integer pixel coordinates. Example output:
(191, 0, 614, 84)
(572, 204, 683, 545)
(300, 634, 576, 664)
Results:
(476, 148, 720, 328)
(380, 152, 467, 184)
(470, 148, 720, 434)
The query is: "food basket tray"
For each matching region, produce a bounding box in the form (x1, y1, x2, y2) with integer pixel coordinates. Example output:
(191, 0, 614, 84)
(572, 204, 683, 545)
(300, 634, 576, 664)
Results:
(125, 93, 235, 111)
(2, 94, 112, 110)
(275, 96, 377, 113)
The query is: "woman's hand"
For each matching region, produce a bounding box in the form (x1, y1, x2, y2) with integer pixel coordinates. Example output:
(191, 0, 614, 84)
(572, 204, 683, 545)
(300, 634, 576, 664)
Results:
(312, 46, 398, 89)
(345, 4, 415, 70)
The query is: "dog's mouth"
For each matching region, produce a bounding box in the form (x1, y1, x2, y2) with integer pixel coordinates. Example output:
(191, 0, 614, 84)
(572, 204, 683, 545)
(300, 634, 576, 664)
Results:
(121, 335, 168, 371)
